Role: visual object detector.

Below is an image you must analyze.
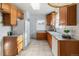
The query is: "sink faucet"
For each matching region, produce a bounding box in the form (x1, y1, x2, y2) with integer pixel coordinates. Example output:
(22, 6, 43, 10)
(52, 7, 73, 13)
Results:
(49, 25, 56, 32)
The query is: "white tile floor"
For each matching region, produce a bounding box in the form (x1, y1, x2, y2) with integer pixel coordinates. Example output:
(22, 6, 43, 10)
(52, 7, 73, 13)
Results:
(17, 39, 53, 56)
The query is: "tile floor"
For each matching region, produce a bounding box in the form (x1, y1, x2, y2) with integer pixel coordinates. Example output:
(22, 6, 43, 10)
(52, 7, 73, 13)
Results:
(17, 39, 53, 56)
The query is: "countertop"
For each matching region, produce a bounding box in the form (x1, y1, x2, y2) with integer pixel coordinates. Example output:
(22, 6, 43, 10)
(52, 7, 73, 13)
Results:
(4, 34, 23, 37)
(47, 31, 78, 40)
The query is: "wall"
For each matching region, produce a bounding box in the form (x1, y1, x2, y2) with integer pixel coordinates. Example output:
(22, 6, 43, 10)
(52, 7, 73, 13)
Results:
(13, 19, 25, 35)
(29, 14, 46, 38)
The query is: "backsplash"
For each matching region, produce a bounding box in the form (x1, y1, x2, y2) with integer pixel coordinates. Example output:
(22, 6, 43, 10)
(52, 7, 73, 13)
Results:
(56, 26, 79, 39)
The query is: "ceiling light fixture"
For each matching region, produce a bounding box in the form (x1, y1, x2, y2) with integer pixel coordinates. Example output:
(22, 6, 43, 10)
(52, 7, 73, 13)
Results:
(48, 3, 74, 8)
(30, 3, 40, 10)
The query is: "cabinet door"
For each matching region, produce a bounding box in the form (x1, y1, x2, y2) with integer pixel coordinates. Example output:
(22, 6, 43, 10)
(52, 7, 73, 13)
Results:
(3, 37, 18, 56)
(17, 35, 23, 53)
(58, 41, 79, 56)
(2, 3, 11, 13)
(67, 4, 77, 25)
(59, 6, 67, 25)
(3, 13, 11, 26)
(17, 9, 23, 19)
(47, 32, 52, 48)
(10, 4, 17, 26)
(46, 14, 52, 25)
(37, 32, 47, 40)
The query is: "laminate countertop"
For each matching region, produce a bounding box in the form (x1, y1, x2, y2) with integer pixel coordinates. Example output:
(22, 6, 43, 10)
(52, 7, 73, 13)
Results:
(47, 31, 78, 41)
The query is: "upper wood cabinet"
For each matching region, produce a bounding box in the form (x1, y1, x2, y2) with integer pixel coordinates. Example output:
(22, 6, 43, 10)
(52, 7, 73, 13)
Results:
(0, 3, 24, 26)
(2, 3, 11, 13)
(3, 4, 17, 26)
(17, 9, 24, 19)
(10, 4, 17, 26)
(46, 13, 52, 26)
(59, 4, 77, 25)
(46, 12, 57, 26)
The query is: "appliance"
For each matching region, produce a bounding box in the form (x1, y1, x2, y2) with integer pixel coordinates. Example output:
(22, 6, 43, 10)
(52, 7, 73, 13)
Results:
(25, 20, 30, 47)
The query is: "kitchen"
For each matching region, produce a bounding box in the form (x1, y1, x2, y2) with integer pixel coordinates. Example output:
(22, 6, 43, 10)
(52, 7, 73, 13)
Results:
(0, 3, 79, 56)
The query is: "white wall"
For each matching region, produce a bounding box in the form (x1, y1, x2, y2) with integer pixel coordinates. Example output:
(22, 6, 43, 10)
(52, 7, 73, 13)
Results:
(13, 19, 25, 35)
(29, 14, 36, 38)
(29, 14, 46, 38)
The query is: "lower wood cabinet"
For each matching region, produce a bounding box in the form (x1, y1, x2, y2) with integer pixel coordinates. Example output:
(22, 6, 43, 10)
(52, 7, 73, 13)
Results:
(58, 40, 79, 56)
(37, 32, 47, 40)
(47, 32, 79, 56)
(52, 37, 79, 56)
(3, 35, 23, 56)
(17, 35, 23, 53)
(3, 37, 18, 56)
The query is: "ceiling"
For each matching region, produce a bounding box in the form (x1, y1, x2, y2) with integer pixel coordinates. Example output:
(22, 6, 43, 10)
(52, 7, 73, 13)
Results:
(14, 3, 56, 15)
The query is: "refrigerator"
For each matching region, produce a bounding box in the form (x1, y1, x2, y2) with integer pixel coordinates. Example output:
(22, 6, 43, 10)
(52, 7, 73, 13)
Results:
(25, 20, 30, 47)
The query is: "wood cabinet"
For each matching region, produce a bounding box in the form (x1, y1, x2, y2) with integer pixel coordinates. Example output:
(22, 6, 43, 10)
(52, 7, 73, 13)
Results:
(46, 14, 52, 25)
(3, 35, 23, 56)
(17, 35, 23, 53)
(3, 4, 17, 26)
(37, 32, 47, 40)
(59, 4, 77, 25)
(2, 3, 11, 13)
(17, 9, 24, 19)
(47, 32, 52, 48)
(0, 3, 24, 26)
(3, 37, 18, 56)
(3, 13, 11, 26)
(46, 12, 57, 26)
(10, 4, 17, 26)
(58, 40, 79, 56)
